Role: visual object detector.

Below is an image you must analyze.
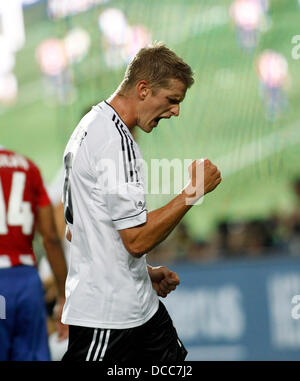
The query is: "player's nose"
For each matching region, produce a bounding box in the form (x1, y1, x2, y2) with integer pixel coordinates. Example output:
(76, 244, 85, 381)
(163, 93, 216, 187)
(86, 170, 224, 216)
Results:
(171, 104, 180, 117)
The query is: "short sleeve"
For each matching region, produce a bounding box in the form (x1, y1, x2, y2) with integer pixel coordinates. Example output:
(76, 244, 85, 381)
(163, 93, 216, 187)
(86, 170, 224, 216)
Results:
(106, 183, 147, 230)
(95, 134, 147, 230)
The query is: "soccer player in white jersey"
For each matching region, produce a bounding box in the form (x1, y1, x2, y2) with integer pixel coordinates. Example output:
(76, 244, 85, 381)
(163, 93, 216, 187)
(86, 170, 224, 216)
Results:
(61, 42, 222, 361)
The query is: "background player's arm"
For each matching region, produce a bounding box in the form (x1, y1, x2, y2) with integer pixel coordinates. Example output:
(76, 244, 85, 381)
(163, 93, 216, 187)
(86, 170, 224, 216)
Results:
(36, 204, 68, 339)
(120, 159, 221, 257)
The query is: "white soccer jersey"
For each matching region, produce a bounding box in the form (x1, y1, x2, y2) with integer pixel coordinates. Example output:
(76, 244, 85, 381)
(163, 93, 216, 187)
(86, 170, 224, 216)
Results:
(61, 101, 159, 329)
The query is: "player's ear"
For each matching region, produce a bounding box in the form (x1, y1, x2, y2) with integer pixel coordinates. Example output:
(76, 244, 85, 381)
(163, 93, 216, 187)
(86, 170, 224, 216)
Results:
(136, 80, 151, 100)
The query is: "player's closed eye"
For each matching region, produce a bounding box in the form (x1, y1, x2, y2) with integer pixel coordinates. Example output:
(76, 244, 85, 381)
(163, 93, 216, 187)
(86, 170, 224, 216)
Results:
(168, 98, 179, 104)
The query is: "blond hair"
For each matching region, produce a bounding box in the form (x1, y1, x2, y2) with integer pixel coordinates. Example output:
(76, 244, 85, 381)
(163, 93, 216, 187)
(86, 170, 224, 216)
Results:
(118, 42, 194, 94)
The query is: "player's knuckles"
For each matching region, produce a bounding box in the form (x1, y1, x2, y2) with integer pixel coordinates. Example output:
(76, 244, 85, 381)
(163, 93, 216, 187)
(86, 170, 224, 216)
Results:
(164, 269, 173, 278)
(166, 277, 177, 286)
(205, 164, 216, 177)
(215, 171, 222, 182)
(213, 171, 220, 181)
(170, 276, 180, 286)
(211, 164, 218, 174)
(160, 282, 169, 292)
(168, 271, 178, 280)
(211, 168, 221, 181)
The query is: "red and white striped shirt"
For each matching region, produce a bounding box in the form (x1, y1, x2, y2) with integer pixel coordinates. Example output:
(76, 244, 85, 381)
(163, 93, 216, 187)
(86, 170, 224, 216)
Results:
(0, 148, 51, 268)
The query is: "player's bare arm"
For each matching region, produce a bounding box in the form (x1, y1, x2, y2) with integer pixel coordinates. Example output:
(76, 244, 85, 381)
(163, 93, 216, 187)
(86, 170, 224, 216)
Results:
(120, 158, 221, 257)
(36, 204, 68, 340)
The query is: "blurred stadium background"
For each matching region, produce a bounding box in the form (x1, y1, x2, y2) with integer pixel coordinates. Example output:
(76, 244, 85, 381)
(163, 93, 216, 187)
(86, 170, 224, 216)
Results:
(1, 0, 300, 361)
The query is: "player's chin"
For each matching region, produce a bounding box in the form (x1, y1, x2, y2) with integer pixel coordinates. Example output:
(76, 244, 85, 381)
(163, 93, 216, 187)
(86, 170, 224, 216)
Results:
(149, 122, 158, 132)
(145, 125, 155, 133)
(139, 123, 153, 133)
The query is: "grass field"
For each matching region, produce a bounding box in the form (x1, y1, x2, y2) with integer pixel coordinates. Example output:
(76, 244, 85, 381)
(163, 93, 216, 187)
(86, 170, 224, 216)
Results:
(1, 0, 300, 239)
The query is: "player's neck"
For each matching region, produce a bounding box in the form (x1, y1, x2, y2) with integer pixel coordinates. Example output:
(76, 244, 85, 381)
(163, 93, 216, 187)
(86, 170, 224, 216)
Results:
(107, 92, 137, 131)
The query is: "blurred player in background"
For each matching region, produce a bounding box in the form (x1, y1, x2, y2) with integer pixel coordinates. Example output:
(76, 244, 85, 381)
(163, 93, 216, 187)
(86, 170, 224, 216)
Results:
(61, 42, 221, 362)
(256, 49, 289, 120)
(0, 146, 68, 361)
(230, 0, 269, 51)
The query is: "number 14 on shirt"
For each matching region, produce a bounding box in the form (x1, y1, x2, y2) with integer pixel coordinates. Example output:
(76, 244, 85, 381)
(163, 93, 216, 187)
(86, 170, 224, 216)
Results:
(0, 172, 34, 235)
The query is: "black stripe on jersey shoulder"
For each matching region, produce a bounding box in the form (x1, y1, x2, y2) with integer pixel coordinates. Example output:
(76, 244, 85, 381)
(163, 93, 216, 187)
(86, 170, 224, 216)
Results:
(113, 115, 129, 183)
(119, 124, 139, 182)
(105, 101, 127, 127)
(112, 113, 138, 183)
(119, 122, 134, 182)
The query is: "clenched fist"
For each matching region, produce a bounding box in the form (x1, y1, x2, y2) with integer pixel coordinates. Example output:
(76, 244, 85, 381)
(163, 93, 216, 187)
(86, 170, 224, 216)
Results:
(184, 158, 222, 204)
(148, 265, 180, 298)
